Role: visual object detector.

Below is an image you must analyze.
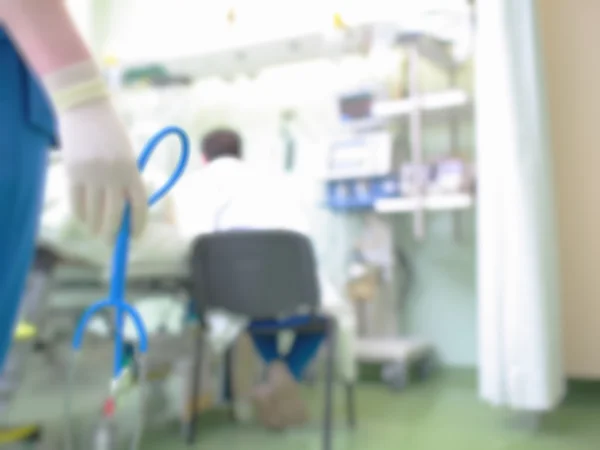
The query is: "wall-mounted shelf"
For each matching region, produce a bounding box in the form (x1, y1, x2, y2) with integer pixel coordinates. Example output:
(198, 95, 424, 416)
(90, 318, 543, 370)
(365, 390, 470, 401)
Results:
(389, 34, 473, 241)
(326, 33, 475, 240)
(372, 89, 469, 118)
(375, 193, 473, 214)
(342, 89, 472, 132)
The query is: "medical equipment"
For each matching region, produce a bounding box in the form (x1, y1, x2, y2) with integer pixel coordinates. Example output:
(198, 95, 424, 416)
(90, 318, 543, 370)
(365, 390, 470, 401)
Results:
(64, 126, 190, 450)
(427, 157, 475, 195)
(326, 132, 394, 181)
(325, 86, 400, 212)
(338, 91, 375, 122)
(279, 110, 297, 173)
(324, 131, 400, 210)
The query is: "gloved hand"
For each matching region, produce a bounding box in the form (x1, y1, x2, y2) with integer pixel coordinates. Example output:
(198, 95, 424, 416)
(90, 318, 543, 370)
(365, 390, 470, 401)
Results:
(57, 99, 148, 239)
(43, 61, 148, 239)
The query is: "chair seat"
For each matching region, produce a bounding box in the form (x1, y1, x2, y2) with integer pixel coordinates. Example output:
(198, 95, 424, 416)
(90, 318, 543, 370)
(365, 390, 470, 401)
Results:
(248, 314, 330, 334)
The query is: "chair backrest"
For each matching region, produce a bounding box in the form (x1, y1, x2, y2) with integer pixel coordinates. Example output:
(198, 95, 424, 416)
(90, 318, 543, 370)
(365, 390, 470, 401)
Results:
(189, 230, 321, 319)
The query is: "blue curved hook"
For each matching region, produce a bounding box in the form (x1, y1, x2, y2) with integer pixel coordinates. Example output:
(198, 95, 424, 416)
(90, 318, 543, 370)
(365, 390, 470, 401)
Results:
(72, 301, 149, 353)
(72, 126, 190, 379)
(138, 126, 190, 206)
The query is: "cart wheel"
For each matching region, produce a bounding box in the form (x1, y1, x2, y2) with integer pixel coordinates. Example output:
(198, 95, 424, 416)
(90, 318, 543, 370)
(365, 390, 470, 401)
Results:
(416, 356, 435, 381)
(416, 355, 436, 381)
(381, 361, 408, 391)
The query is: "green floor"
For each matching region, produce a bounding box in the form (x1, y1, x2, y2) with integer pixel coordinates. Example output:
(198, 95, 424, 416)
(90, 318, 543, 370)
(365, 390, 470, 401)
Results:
(10, 369, 600, 449)
(114, 372, 600, 449)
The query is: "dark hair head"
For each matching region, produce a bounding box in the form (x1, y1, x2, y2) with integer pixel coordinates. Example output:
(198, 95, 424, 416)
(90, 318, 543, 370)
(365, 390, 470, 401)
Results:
(201, 129, 242, 162)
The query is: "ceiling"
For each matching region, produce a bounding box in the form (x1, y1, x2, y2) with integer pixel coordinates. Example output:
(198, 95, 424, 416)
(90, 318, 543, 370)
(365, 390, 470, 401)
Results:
(93, 0, 472, 63)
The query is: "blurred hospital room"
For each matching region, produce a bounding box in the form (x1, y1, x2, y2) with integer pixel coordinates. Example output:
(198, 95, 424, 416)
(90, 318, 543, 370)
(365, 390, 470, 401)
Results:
(4, 0, 600, 448)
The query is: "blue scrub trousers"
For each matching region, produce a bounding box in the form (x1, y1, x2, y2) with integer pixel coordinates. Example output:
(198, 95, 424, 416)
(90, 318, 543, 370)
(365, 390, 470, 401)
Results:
(0, 29, 57, 369)
(249, 316, 326, 381)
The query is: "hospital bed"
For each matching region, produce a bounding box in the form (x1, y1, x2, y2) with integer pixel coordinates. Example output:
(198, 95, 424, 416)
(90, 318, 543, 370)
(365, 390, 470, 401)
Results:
(49, 257, 189, 310)
(8, 243, 224, 437)
(6, 242, 355, 449)
(38, 162, 209, 403)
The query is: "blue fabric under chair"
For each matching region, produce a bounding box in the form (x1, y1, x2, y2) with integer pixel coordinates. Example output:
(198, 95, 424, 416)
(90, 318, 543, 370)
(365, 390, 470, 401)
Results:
(248, 315, 327, 381)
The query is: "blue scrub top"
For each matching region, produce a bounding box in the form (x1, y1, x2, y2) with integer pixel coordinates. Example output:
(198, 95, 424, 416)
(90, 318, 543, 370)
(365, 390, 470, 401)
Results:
(0, 26, 58, 146)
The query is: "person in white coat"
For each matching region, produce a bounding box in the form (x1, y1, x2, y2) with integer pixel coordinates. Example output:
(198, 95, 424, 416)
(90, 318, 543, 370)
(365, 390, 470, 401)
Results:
(173, 129, 355, 429)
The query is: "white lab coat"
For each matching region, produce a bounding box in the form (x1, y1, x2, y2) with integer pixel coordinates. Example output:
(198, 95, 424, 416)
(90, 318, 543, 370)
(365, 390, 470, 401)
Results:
(173, 157, 309, 237)
(173, 157, 357, 380)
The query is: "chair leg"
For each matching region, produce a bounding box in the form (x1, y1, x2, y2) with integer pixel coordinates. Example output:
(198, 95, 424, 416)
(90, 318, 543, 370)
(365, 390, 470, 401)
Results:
(185, 323, 204, 446)
(323, 320, 336, 450)
(345, 383, 357, 430)
(224, 347, 237, 422)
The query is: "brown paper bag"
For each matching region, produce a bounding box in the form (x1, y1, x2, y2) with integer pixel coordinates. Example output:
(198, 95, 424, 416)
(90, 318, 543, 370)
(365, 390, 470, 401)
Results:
(230, 332, 262, 401)
(346, 266, 381, 302)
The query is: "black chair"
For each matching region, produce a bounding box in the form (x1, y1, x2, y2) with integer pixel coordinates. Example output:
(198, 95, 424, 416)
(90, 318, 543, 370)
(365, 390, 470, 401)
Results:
(186, 230, 356, 449)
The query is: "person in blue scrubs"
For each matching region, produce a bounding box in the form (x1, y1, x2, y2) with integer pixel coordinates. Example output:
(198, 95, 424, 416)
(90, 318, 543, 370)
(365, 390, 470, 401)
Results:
(0, 27, 57, 368)
(0, 25, 58, 441)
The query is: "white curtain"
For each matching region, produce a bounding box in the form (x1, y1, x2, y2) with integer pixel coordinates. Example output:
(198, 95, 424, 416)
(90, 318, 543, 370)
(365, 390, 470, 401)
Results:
(476, 0, 564, 410)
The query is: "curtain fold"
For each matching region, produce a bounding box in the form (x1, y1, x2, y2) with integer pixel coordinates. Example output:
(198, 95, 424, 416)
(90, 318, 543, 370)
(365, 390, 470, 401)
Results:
(476, 0, 564, 410)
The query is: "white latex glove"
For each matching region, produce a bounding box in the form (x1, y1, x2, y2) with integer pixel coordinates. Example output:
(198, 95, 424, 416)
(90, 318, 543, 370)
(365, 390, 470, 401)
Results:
(44, 62, 148, 239)
(58, 99, 148, 238)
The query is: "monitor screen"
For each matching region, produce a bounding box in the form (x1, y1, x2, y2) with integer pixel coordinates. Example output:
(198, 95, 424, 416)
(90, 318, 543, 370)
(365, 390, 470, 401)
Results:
(338, 92, 373, 121)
